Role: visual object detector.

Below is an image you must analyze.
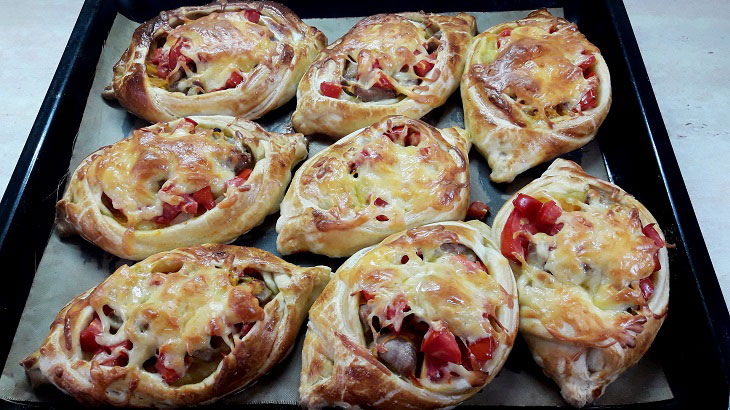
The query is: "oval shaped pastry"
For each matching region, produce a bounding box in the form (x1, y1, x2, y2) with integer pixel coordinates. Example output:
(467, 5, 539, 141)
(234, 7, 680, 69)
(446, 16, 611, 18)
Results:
(292, 12, 476, 138)
(103, 1, 326, 123)
(492, 159, 669, 407)
(300, 221, 518, 408)
(276, 116, 471, 257)
(22, 244, 331, 407)
(461, 9, 611, 183)
(56, 116, 307, 260)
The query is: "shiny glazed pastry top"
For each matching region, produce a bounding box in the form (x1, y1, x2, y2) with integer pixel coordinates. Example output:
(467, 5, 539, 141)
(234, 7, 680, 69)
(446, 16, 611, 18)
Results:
(492, 159, 668, 407)
(104, 1, 326, 122)
(300, 221, 518, 409)
(292, 12, 476, 138)
(461, 9, 611, 183)
(276, 116, 471, 257)
(56, 116, 306, 260)
(22, 245, 331, 407)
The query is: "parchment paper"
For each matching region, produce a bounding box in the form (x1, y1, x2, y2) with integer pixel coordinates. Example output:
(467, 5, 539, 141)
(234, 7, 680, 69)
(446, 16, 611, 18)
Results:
(0, 9, 673, 407)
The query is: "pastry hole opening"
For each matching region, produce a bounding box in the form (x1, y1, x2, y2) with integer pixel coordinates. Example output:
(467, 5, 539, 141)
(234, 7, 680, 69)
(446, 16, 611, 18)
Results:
(102, 305, 122, 334)
(101, 192, 127, 224)
(170, 353, 220, 387)
(231, 146, 254, 175)
(487, 313, 504, 334)
(155, 36, 167, 49)
(183, 11, 210, 21)
(425, 37, 441, 55)
(142, 355, 157, 373)
(150, 259, 184, 274)
(371, 316, 381, 333)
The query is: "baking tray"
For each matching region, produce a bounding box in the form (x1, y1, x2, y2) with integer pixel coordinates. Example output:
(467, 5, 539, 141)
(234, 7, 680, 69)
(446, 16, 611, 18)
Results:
(0, 0, 728, 408)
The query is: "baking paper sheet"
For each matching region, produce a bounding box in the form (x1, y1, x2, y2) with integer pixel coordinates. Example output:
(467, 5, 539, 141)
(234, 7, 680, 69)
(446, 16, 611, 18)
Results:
(0, 9, 673, 406)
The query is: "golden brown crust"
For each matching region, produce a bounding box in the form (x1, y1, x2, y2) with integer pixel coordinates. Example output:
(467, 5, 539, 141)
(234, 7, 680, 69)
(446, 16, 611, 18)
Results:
(300, 221, 519, 409)
(461, 9, 612, 183)
(491, 159, 669, 407)
(276, 116, 471, 257)
(56, 116, 307, 260)
(22, 244, 331, 407)
(292, 12, 476, 138)
(106, 1, 326, 123)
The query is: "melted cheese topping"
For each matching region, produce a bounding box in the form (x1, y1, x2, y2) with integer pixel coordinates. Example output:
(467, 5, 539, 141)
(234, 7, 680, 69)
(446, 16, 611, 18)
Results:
(331, 15, 442, 103)
(298, 119, 467, 230)
(150, 11, 279, 92)
(353, 226, 509, 344)
(86, 249, 275, 382)
(518, 191, 660, 346)
(469, 16, 599, 128)
(94, 121, 248, 227)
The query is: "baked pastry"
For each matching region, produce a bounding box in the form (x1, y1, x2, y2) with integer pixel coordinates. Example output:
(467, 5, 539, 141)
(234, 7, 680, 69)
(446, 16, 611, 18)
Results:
(300, 221, 518, 409)
(22, 244, 331, 407)
(103, 1, 326, 123)
(291, 12, 476, 138)
(56, 116, 307, 260)
(491, 159, 669, 407)
(461, 9, 611, 183)
(276, 116, 471, 257)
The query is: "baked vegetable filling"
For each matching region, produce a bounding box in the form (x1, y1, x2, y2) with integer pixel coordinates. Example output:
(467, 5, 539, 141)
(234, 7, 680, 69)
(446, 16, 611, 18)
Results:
(300, 120, 466, 231)
(469, 17, 601, 129)
(318, 17, 444, 104)
(355, 231, 508, 388)
(146, 9, 277, 95)
(502, 191, 666, 346)
(96, 118, 255, 230)
(78, 258, 277, 386)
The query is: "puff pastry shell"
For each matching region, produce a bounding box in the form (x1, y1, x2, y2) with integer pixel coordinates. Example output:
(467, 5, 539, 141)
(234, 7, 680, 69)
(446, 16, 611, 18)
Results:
(492, 159, 669, 407)
(22, 244, 331, 407)
(276, 116, 471, 257)
(462, 9, 611, 183)
(56, 116, 307, 260)
(292, 12, 476, 138)
(103, 1, 326, 123)
(300, 221, 518, 409)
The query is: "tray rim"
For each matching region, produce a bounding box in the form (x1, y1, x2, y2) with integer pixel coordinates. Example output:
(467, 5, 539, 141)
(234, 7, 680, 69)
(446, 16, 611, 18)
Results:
(0, 0, 727, 408)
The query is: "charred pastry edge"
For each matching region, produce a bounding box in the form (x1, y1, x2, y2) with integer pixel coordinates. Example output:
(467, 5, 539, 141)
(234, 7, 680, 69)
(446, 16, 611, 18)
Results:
(491, 159, 668, 408)
(275, 116, 472, 258)
(105, 1, 327, 123)
(291, 12, 476, 138)
(461, 8, 612, 183)
(21, 244, 332, 407)
(56, 115, 308, 261)
(299, 220, 519, 409)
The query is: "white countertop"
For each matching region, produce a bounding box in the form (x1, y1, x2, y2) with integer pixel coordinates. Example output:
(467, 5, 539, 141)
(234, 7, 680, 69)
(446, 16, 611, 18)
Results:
(0, 0, 727, 306)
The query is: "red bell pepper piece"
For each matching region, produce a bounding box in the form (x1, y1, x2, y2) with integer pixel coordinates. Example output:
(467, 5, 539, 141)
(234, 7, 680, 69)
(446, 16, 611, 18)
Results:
(193, 186, 216, 211)
(155, 353, 182, 384)
(421, 326, 461, 364)
(639, 277, 654, 301)
(228, 168, 252, 188)
(468, 336, 497, 367)
(244, 9, 260, 23)
(320, 81, 342, 98)
(413, 60, 434, 77)
(466, 201, 490, 220)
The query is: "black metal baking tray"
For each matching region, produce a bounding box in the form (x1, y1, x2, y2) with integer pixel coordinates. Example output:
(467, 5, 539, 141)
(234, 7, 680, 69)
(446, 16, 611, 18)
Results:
(1, 0, 728, 408)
